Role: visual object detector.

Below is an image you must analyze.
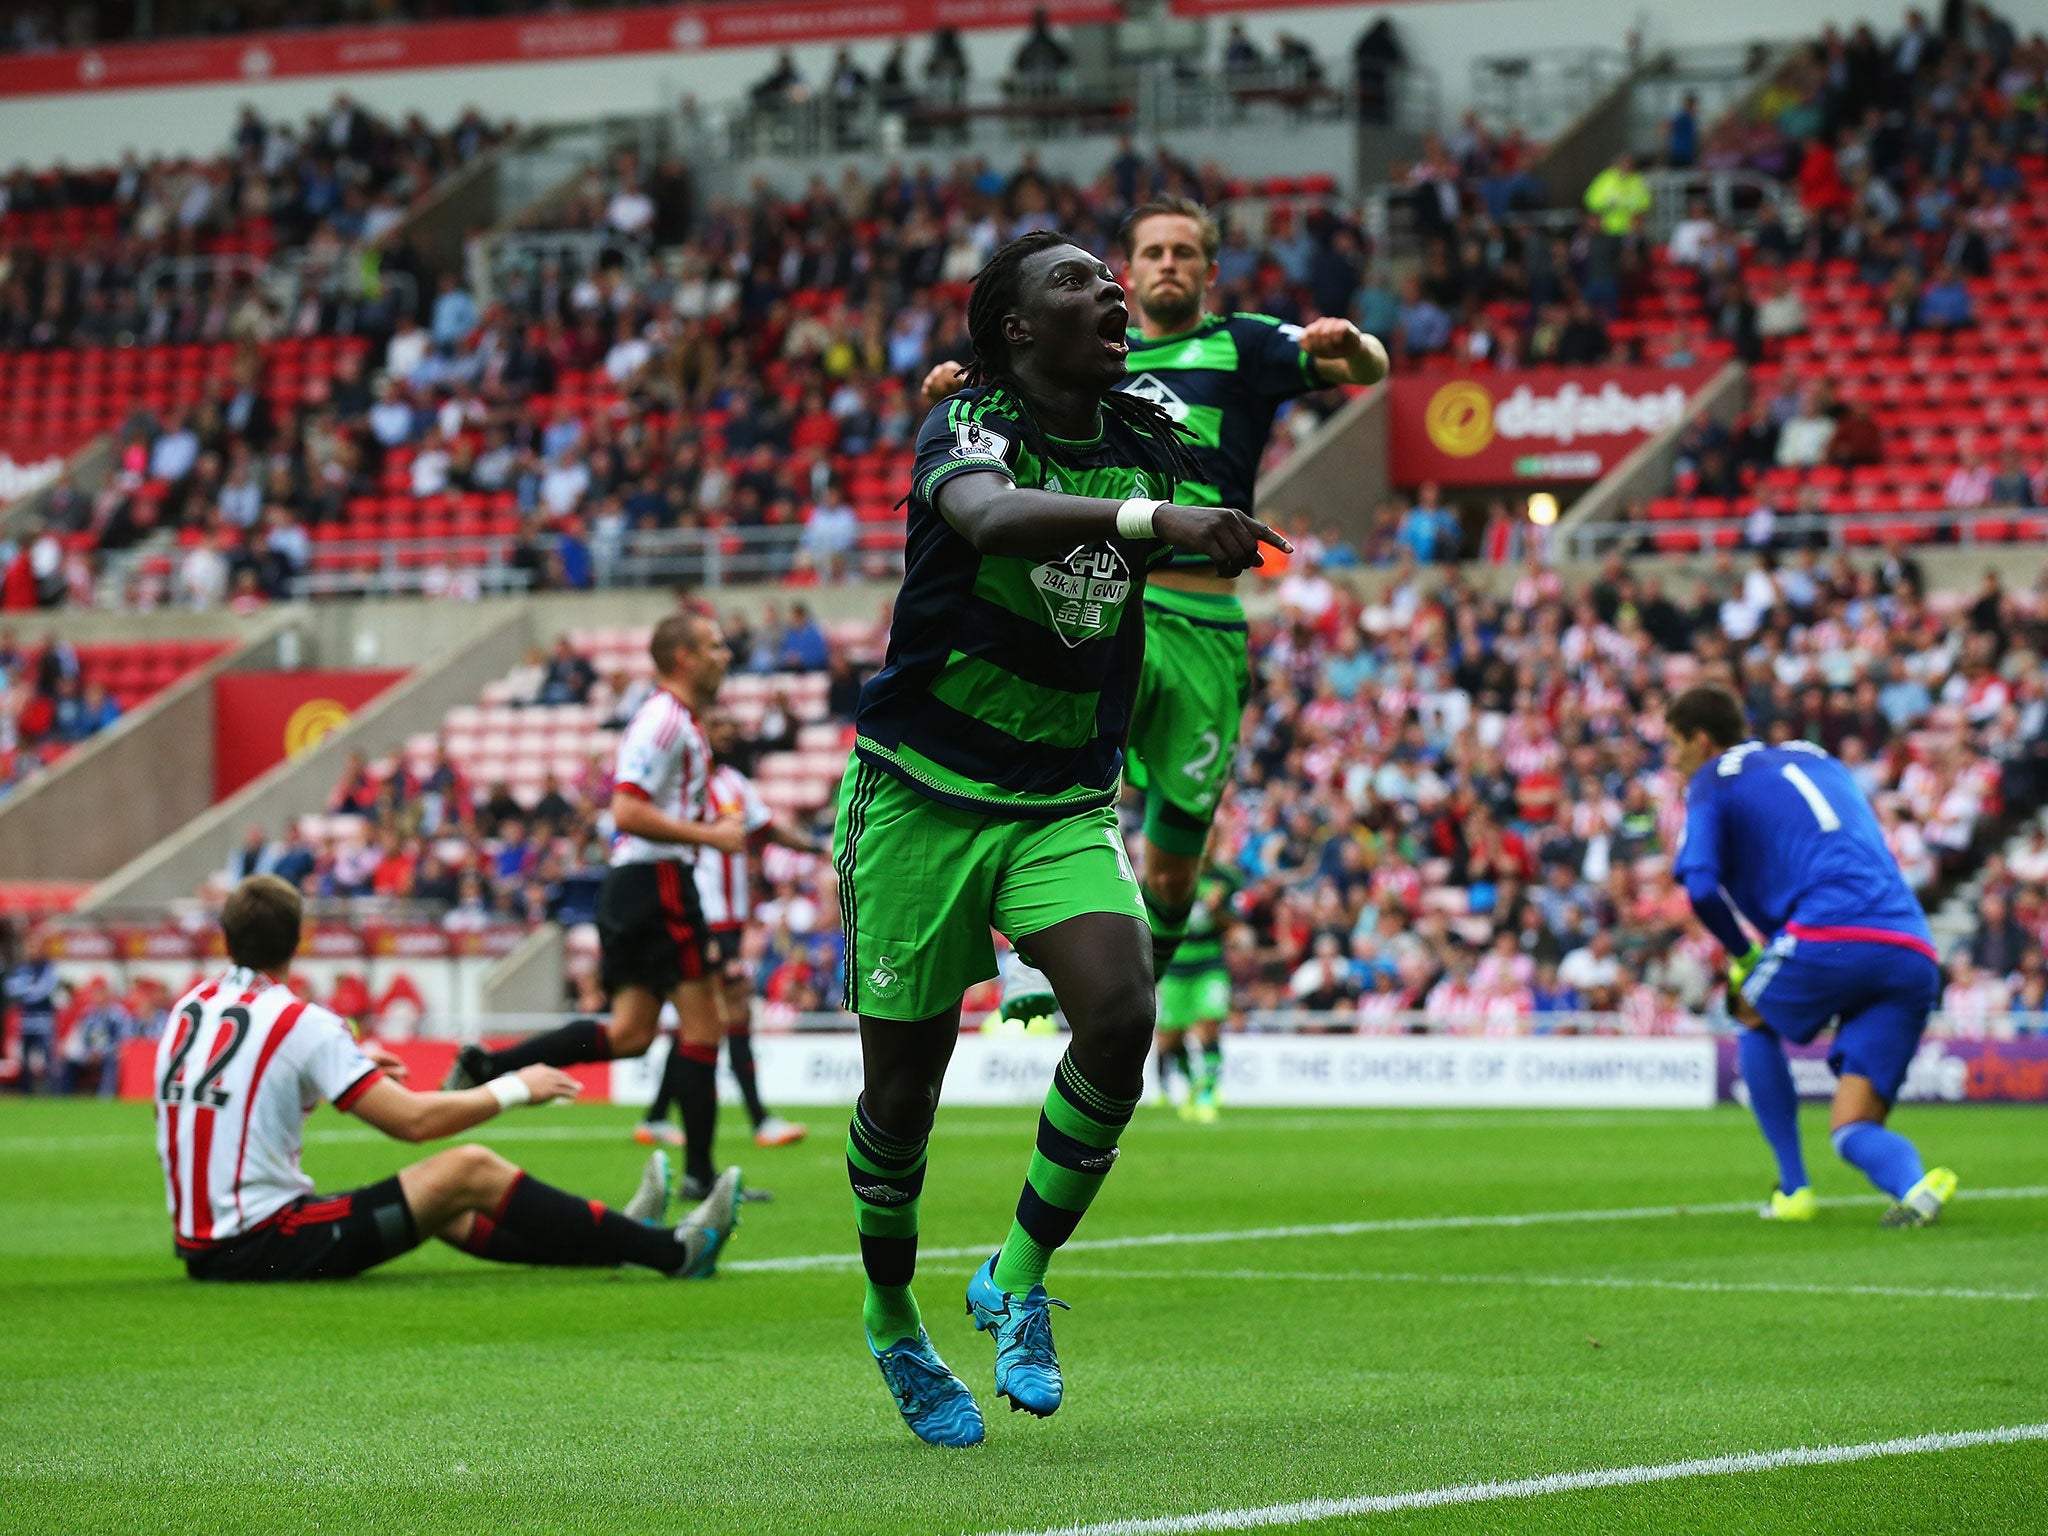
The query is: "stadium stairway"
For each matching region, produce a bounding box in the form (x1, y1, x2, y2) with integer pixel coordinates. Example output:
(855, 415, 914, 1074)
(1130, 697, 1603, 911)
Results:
(0, 621, 285, 885)
(79, 612, 526, 912)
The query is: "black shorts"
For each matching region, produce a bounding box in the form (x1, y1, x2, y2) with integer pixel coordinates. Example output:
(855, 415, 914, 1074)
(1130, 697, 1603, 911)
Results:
(599, 860, 710, 998)
(181, 1176, 419, 1282)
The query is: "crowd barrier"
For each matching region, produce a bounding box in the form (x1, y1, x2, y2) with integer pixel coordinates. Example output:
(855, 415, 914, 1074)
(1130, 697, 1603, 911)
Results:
(104, 1025, 2048, 1108)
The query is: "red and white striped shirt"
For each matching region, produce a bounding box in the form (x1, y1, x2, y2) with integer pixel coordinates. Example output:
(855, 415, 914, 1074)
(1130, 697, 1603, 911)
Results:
(154, 968, 384, 1248)
(610, 685, 711, 868)
(695, 763, 772, 927)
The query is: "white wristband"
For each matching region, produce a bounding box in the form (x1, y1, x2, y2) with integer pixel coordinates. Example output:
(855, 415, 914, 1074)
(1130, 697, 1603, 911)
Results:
(1115, 497, 1163, 540)
(486, 1073, 532, 1109)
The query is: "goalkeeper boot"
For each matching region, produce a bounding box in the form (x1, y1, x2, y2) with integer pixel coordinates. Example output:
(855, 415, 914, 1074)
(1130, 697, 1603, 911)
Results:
(966, 1254, 1069, 1417)
(871, 1331, 985, 1448)
(1760, 1185, 1816, 1222)
(1881, 1167, 1959, 1228)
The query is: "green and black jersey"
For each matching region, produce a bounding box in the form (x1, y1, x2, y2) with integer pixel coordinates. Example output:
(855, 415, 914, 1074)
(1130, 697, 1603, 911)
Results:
(1120, 313, 1321, 572)
(851, 386, 1187, 818)
(1167, 868, 1240, 979)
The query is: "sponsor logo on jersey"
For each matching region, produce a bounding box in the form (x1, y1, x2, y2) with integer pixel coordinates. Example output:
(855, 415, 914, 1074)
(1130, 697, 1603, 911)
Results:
(1031, 545, 1131, 647)
(1120, 370, 1191, 424)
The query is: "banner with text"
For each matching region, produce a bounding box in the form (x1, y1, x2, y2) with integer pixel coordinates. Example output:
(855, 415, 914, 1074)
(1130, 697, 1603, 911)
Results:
(1388, 365, 1718, 487)
(1718, 1036, 2048, 1105)
(212, 669, 405, 800)
(612, 1033, 1720, 1109)
(0, 0, 1117, 99)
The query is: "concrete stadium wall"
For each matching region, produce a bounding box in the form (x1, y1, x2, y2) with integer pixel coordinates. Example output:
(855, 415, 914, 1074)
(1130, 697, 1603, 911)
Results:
(1555, 360, 1746, 545)
(0, 0, 1854, 166)
(82, 611, 531, 912)
(479, 924, 568, 1015)
(1255, 384, 1391, 550)
(0, 616, 292, 882)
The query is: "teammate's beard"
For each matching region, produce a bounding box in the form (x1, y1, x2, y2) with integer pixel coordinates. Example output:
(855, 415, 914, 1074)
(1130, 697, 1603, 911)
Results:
(1136, 285, 1203, 334)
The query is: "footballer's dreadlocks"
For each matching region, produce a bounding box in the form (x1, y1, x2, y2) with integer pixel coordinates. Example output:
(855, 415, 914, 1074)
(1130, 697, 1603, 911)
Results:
(960, 230, 1203, 490)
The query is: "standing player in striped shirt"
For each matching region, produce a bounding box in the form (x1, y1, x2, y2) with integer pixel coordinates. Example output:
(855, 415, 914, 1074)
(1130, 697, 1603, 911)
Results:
(842, 231, 1286, 1445)
(160, 875, 740, 1281)
(638, 708, 822, 1153)
(447, 612, 749, 1202)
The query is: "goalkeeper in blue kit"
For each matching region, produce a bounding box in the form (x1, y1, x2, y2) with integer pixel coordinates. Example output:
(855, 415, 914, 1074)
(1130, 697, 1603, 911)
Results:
(1667, 684, 1957, 1227)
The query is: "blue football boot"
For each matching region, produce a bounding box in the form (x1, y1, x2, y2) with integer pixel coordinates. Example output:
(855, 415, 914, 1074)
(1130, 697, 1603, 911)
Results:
(965, 1254, 1070, 1417)
(871, 1330, 985, 1447)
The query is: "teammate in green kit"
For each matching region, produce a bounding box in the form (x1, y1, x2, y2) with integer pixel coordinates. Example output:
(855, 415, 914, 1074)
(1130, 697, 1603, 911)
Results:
(845, 230, 1288, 1447)
(929, 198, 1388, 1106)
(1157, 862, 1238, 1120)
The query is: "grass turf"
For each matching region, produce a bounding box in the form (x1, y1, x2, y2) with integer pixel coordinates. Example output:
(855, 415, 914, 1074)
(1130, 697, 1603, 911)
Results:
(1, 1098, 2044, 1535)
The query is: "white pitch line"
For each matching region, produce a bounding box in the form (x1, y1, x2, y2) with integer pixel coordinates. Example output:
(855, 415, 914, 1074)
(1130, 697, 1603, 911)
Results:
(1052, 1266, 2046, 1304)
(720, 1185, 2048, 1274)
(973, 1423, 2048, 1536)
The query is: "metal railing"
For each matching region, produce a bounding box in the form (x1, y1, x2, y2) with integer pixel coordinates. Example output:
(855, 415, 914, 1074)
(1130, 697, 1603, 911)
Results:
(86, 522, 903, 606)
(1642, 167, 1802, 241)
(1627, 40, 1794, 161)
(474, 231, 651, 314)
(137, 253, 421, 323)
(1561, 503, 2043, 562)
(700, 61, 1436, 163)
(1469, 47, 1632, 143)
(1361, 165, 1797, 258)
(262, 522, 906, 601)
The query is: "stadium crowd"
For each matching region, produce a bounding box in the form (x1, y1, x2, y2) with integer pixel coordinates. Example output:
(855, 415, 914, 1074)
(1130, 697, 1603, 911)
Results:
(1624, 5, 2048, 532)
(0, 630, 121, 798)
(142, 547, 2048, 1041)
(5, 134, 1376, 612)
(1, 99, 509, 350)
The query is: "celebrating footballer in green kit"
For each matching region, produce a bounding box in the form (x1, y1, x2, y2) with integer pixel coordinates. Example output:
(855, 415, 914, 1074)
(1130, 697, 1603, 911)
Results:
(928, 198, 1387, 1113)
(843, 230, 1288, 1448)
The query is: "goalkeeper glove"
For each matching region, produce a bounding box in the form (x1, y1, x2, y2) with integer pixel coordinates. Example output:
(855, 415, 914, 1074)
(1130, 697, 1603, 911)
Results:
(1726, 943, 1764, 1013)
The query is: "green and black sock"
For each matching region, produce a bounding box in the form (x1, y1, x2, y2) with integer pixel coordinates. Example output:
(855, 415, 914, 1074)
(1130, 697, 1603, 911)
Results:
(1195, 1036, 1222, 1098)
(1142, 888, 1193, 977)
(847, 1097, 927, 1348)
(1157, 1036, 1190, 1090)
(992, 1052, 1139, 1295)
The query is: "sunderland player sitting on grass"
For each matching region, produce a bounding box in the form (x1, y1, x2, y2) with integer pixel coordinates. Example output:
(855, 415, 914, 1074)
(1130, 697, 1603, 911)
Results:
(447, 613, 748, 1203)
(639, 708, 819, 1158)
(157, 875, 742, 1282)
(840, 231, 1287, 1446)
(1668, 684, 1958, 1228)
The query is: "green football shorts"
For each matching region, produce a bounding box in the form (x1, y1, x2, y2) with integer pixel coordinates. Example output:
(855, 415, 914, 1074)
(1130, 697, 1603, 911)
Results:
(1157, 967, 1231, 1031)
(833, 760, 1147, 1021)
(1125, 586, 1250, 858)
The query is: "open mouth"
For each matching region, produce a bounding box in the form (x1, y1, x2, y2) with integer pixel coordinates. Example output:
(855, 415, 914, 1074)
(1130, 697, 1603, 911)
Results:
(1097, 304, 1130, 355)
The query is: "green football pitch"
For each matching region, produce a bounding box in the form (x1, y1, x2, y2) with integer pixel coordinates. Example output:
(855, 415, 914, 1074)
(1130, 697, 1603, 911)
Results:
(3, 1098, 2044, 1535)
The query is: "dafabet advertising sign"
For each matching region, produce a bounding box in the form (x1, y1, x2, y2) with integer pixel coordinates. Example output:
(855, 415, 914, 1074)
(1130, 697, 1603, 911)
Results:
(1388, 366, 1718, 486)
(213, 670, 406, 800)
